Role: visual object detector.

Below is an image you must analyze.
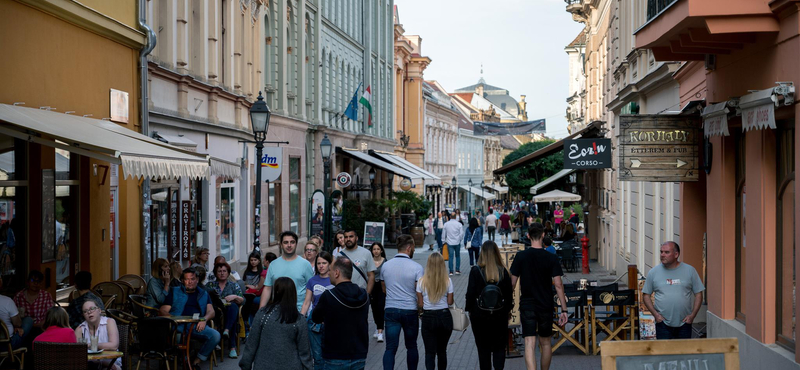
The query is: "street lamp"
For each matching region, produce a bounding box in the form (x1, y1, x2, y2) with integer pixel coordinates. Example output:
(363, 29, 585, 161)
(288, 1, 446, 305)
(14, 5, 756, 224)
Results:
(320, 134, 333, 251)
(368, 167, 376, 196)
(250, 91, 271, 253)
(468, 178, 473, 217)
(452, 176, 457, 214)
(481, 180, 485, 214)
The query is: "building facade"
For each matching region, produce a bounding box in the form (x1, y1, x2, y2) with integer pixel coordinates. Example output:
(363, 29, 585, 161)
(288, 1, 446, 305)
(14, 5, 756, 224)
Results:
(422, 81, 458, 207)
(565, 31, 586, 134)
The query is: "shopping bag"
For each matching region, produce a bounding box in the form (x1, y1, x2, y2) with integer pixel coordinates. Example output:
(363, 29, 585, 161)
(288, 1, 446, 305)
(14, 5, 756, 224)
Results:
(442, 243, 449, 260)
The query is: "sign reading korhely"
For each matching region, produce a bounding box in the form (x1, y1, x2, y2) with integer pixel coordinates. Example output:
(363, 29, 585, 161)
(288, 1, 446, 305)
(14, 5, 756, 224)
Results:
(618, 115, 700, 182)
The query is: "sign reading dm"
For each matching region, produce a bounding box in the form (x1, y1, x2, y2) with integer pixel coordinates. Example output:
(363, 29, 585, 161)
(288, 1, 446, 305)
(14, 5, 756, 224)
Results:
(563, 138, 612, 169)
(618, 115, 700, 182)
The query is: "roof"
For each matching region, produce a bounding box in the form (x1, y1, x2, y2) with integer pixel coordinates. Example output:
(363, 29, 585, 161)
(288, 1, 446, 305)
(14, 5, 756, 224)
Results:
(451, 93, 474, 104)
(500, 136, 521, 150)
(454, 78, 507, 93)
(530, 169, 576, 194)
(485, 94, 520, 117)
(567, 31, 586, 48)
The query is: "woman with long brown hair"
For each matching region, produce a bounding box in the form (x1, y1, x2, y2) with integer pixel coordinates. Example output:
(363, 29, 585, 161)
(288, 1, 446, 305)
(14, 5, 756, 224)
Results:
(465, 241, 513, 370)
(416, 252, 454, 370)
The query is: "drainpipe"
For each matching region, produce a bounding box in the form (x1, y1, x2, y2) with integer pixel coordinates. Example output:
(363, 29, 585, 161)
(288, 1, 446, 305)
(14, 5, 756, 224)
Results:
(138, 0, 156, 279)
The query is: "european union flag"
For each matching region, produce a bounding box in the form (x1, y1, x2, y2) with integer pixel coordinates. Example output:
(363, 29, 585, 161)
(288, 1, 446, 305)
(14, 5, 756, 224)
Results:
(344, 83, 361, 121)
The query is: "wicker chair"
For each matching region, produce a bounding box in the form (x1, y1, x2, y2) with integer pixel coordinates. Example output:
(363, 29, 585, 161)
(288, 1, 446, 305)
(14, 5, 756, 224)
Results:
(117, 322, 130, 370)
(0, 322, 26, 369)
(32, 342, 88, 370)
(93, 282, 125, 310)
(135, 317, 177, 370)
(114, 280, 134, 311)
(117, 275, 147, 295)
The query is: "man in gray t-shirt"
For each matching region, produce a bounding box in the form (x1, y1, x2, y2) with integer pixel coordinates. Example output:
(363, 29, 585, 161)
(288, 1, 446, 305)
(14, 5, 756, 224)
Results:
(642, 241, 705, 339)
(340, 229, 376, 293)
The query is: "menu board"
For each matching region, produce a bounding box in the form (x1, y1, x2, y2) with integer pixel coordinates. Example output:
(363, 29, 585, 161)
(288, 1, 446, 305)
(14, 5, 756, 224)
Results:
(41, 169, 56, 263)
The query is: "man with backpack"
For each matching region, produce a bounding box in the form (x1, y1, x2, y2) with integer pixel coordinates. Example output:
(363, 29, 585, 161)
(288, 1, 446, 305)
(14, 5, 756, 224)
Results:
(466, 241, 513, 370)
(510, 223, 568, 370)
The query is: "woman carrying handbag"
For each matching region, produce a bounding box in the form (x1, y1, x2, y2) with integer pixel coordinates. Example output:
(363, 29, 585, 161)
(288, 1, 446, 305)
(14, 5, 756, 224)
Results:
(464, 218, 483, 268)
(465, 241, 513, 370)
(416, 252, 454, 370)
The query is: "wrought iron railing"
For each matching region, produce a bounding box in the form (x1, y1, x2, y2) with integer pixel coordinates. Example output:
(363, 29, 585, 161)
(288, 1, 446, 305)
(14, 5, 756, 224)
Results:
(647, 0, 678, 21)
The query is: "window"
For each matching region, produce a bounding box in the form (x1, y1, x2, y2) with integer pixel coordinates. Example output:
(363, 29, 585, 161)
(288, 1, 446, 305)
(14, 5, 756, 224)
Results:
(0, 136, 27, 280)
(220, 181, 236, 261)
(289, 157, 301, 234)
(268, 182, 281, 244)
(55, 148, 78, 288)
(777, 126, 795, 349)
(734, 132, 746, 322)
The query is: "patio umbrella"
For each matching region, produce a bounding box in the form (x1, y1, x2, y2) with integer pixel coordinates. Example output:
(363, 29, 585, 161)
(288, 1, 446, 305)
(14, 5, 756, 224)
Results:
(532, 189, 581, 203)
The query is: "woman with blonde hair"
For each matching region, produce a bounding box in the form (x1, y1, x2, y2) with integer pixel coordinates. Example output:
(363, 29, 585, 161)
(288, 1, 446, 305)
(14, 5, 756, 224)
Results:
(191, 248, 210, 269)
(465, 241, 513, 370)
(146, 258, 179, 308)
(415, 252, 453, 370)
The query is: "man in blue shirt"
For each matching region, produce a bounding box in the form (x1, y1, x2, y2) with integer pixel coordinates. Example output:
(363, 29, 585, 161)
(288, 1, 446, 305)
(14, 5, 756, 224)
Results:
(160, 267, 219, 369)
(260, 231, 314, 311)
(380, 235, 423, 370)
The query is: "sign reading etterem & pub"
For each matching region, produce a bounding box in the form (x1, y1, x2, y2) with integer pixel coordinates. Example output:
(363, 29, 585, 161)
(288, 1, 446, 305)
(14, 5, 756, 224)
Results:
(618, 115, 700, 182)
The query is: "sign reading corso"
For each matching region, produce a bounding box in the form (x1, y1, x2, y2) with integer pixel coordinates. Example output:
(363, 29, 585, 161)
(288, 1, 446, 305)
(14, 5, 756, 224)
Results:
(563, 138, 612, 169)
(618, 115, 700, 182)
(336, 172, 352, 188)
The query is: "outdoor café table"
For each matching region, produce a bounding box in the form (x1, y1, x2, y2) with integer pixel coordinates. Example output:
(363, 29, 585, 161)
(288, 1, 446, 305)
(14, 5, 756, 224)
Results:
(88, 350, 123, 370)
(171, 316, 205, 369)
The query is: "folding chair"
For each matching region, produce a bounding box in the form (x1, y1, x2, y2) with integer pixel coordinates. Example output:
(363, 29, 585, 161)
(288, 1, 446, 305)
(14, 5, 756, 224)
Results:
(552, 290, 589, 354)
(590, 288, 636, 354)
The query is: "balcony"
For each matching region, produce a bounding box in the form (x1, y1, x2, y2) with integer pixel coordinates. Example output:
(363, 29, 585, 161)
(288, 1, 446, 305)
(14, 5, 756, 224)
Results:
(565, 0, 586, 23)
(635, 0, 780, 62)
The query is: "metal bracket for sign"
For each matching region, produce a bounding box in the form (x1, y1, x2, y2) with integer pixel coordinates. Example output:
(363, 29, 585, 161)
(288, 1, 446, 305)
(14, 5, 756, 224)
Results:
(238, 140, 290, 145)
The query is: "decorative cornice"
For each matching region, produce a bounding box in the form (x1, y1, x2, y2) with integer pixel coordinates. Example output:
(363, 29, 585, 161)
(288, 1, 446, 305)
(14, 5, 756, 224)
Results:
(149, 62, 251, 107)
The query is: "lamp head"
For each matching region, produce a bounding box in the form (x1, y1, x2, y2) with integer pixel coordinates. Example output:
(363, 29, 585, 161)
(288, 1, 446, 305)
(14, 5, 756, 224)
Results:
(320, 134, 333, 160)
(249, 92, 271, 140)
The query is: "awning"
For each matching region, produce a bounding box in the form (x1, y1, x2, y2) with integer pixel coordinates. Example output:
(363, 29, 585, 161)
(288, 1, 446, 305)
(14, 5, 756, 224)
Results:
(369, 150, 442, 185)
(530, 169, 576, 195)
(154, 133, 198, 149)
(211, 157, 241, 179)
(336, 147, 421, 184)
(494, 121, 602, 175)
(483, 183, 508, 193)
(0, 104, 209, 180)
(459, 185, 497, 200)
(701, 101, 733, 138)
(532, 189, 581, 203)
(740, 83, 795, 132)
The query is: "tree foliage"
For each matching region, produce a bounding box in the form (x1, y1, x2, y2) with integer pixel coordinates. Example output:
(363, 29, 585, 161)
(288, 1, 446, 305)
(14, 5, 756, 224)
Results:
(502, 140, 564, 197)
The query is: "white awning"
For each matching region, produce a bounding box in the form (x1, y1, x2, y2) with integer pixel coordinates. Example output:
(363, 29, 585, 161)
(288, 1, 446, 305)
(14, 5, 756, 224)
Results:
(211, 157, 241, 179)
(154, 133, 198, 149)
(532, 189, 581, 203)
(459, 185, 497, 200)
(701, 101, 731, 138)
(337, 148, 422, 184)
(740, 83, 795, 132)
(530, 169, 576, 194)
(370, 151, 442, 185)
(483, 183, 508, 193)
(0, 104, 209, 180)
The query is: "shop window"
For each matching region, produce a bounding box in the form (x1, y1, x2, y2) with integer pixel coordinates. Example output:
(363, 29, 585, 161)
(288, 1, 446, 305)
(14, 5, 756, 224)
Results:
(220, 181, 236, 262)
(268, 182, 281, 244)
(289, 157, 301, 235)
(734, 132, 746, 323)
(777, 126, 795, 349)
(54, 149, 77, 289)
(0, 137, 27, 287)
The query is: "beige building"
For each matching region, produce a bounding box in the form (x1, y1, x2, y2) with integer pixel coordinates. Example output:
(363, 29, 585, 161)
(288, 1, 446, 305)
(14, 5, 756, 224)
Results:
(565, 31, 586, 134)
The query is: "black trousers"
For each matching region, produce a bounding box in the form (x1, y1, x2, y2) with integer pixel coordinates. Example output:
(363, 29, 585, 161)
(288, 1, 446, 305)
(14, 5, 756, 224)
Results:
(470, 312, 507, 370)
(370, 288, 386, 330)
(421, 309, 453, 370)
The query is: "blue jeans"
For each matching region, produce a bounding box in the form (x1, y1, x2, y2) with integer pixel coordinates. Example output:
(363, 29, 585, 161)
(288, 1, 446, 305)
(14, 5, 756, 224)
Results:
(447, 243, 461, 273)
(308, 319, 324, 370)
(383, 308, 419, 370)
(468, 246, 480, 266)
(179, 323, 220, 361)
(655, 321, 692, 339)
(323, 358, 366, 370)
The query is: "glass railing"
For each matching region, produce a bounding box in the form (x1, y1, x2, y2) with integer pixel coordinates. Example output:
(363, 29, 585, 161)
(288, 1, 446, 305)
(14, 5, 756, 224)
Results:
(647, 0, 678, 21)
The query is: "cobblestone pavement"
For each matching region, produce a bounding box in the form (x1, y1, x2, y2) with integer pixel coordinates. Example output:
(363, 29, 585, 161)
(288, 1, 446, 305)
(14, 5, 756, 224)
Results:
(217, 236, 609, 370)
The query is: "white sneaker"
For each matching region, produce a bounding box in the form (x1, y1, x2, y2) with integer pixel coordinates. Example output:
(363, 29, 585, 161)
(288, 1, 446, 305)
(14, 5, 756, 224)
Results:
(377, 333, 384, 342)
(373, 330, 379, 338)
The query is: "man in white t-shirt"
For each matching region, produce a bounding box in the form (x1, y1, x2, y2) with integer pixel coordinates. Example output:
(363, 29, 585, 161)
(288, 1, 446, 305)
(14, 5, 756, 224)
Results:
(0, 276, 26, 349)
(485, 211, 498, 242)
(341, 229, 376, 294)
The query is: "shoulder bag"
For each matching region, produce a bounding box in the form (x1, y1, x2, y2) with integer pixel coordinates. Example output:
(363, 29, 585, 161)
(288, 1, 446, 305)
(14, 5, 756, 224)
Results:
(449, 303, 470, 332)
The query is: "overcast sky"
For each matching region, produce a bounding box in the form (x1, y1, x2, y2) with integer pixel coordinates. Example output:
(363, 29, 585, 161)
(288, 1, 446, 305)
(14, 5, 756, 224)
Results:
(394, 0, 584, 138)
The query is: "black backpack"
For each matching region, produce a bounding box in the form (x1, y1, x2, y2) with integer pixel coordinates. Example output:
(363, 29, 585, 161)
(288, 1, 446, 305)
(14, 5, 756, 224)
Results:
(476, 266, 505, 312)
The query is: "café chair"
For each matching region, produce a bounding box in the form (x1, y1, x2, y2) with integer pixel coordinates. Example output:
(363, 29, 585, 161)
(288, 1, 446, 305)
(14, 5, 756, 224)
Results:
(0, 323, 26, 369)
(93, 282, 125, 310)
(589, 288, 636, 355)
(551, 290, 589, 355)
(33, 342, 88, 370)
(117, 322, 130, 370)
(129, 295, 159, 319)
(113, 280, 134, 311)
(117, 275, 147, 295)
(135, 317, 177, 370)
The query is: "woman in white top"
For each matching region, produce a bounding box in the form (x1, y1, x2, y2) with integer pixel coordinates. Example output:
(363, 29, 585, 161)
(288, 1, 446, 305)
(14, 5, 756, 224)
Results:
(75, 300, 120, 370)
(416, 252, 454, 370)
(331, 231, 346, 257)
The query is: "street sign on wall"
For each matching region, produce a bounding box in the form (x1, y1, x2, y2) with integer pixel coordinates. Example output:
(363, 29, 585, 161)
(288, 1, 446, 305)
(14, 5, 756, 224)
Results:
(563, 138, 612, 169)
(259, 147, 282, 182)
(618, 115, 700, 182)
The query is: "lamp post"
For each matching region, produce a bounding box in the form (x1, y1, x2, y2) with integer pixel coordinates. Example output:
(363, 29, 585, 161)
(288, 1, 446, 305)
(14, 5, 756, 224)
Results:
(481, 180, 485, 214)
(452, 176, 457, 214)
(368, 167, 376, 198)
(320, 134, 333, 252)
(468, 178, 473, 217)
(250, 92, 271, 253)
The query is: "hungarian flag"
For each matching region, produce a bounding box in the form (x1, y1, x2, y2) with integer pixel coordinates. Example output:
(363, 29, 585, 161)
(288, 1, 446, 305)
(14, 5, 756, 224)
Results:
(359, 85, 373, 127)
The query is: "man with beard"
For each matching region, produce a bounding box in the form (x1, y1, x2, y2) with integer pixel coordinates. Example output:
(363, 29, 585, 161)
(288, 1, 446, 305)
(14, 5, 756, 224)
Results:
(161, 268, 219, 369)
(259, 231, 314, 311)
(381, 235, 423, 370)
(339, 229, 376, 294)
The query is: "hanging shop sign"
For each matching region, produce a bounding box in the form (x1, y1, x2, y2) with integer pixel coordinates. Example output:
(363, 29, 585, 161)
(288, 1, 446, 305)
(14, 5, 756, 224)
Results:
(740, 83, 795, 132)
(618, 115, 700, 182)
(563, 138, 612, 169)
(259, 146, 283, 182)
(336, 172, 352, 188)
(399, 178, 412, 191)
(169, 190, 179, 260)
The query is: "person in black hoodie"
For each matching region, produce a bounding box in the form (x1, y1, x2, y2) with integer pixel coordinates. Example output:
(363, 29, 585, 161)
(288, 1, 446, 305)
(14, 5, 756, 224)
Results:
(311, 256, 370, 369)
(465, 241, 513, 370)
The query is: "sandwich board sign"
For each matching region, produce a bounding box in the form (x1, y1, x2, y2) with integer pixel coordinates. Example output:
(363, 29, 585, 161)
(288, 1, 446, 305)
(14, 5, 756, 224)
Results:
(600, 338, 739, 370)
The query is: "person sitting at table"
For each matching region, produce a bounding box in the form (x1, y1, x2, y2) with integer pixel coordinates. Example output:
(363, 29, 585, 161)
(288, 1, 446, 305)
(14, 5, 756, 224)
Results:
(14, 270, 54, 341)
(33, 306, 76, 344)
(76, 300, 120, 370)
(544, 237, 557, 255)
(208, 256, 241, 283)
(558, 223, 576, 242)
(160, 267, 219, 370)
(205, 262, 244, 359)
(146, 258, 180, 308)
(0, 275, 28, 349)
(67, 271, 105, 329)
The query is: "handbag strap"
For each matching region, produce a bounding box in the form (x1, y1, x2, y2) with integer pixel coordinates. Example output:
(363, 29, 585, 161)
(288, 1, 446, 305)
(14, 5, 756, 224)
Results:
(339, 250, 368, 283)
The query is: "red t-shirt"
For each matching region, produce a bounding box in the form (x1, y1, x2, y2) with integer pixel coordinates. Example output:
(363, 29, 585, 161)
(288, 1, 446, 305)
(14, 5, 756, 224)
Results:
(34, 326, 77, 344)
(245, 269, 268, 295)
(499, 214, 511, 229)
